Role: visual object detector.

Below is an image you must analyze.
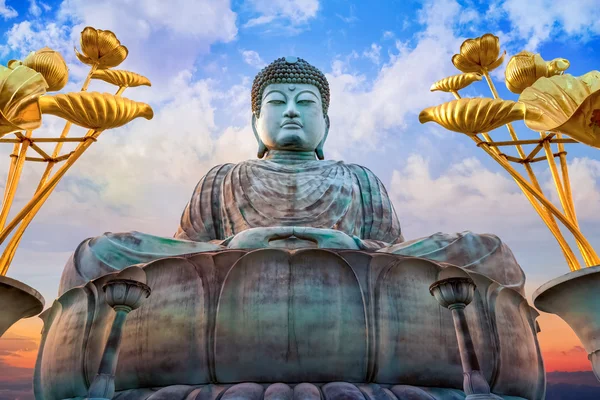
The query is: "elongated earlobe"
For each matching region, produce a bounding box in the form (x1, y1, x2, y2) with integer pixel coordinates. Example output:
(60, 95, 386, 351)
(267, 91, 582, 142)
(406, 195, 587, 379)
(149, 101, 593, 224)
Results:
(252, 113, 267, 159)
(315, 115, 330, 160)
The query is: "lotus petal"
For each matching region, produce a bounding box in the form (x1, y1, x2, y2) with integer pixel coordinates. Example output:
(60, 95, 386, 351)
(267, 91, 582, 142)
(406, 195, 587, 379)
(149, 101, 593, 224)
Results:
(76, 27, 128, 69)
(519, 72, 600, 148)
(39, 91, 153, 130)
(419, 97, 525, 135)
(23, 47, 69, 91)
(452, 33, 505, 73)
(505, 51, 570, 94)
(430, 73, 482, 92)
(92, 69, 151, 88)
(0, 65, 47, 136)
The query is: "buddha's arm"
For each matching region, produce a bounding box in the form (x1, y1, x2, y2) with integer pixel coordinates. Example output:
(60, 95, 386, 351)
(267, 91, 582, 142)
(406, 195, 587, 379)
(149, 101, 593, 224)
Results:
(175, 163, 234, 242)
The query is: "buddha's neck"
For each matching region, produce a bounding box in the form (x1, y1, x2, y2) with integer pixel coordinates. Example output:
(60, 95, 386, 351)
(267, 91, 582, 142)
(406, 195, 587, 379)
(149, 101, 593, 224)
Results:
(264, 150, 317, 164)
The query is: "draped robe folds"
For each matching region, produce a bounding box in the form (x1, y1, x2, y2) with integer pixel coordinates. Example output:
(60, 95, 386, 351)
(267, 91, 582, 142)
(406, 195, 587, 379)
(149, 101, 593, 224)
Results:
(175, 160, 403, 244)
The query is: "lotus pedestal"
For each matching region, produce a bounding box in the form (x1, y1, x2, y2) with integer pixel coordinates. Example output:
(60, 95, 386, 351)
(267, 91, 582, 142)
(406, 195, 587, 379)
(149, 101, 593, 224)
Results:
(0, 275, 44, 337)
(533, 265, 600, 381)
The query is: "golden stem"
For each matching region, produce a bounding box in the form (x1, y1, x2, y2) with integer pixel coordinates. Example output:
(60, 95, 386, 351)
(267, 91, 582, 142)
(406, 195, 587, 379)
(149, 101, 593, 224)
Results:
(556, 132, 578, 223)
(80, 64, 98, 92)
(0, 86, 128, 276)
(2, 143, 19, 212)
(477, 137, 599, 266)
(450, 90, 580, 270)
(0, 131, 33, 230)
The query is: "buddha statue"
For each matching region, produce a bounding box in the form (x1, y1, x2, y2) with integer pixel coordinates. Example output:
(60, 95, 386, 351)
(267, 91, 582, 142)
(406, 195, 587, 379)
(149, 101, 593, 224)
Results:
(59, 56, 524, 295)
(39, 57, 543, 400)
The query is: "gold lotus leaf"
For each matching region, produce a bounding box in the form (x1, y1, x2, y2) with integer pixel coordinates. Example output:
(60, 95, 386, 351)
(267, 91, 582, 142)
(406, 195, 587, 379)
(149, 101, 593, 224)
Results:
(0, 65, 47, 136)
(452, 33, 506, 74)
(519, 72, 600, 148)
(75, 27, 128, 69)
(419, 97, 525, 135)
(92, 69, 151, 88)
(23, 47, 69, 91)
(430, 73, 482, 93)
(39, 91, 153, 130)
(505, 51, 570, 94)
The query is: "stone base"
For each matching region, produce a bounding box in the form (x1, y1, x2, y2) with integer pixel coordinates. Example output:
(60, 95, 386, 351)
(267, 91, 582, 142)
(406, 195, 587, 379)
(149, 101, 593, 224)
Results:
(0, 275, 44, 337)
(103, 382, 523, 400)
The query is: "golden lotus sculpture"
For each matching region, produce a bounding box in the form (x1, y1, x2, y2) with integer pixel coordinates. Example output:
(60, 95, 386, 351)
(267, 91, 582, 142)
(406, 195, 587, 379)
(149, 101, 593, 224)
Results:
(0, 26, 153, 279)
(504, 51, 569, 94)
(452, 33, 505, 74)
(420, 32, 600, 273)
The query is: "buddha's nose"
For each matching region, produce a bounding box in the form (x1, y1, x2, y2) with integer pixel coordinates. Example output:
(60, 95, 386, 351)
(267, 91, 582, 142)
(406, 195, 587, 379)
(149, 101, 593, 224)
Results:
(283, 106, 300, 118)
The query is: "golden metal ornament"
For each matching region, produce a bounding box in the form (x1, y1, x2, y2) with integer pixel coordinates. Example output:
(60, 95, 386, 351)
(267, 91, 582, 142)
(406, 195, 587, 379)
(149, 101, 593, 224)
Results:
(519, 72, 600, 148)
(75, 27, 128, 69)
(419, 97, 525, 135)
(22, 47, 69, 92)
(452, 33, 506, 74)
(39, 91, 153, 129)
(0, 65, 47, 137)
(430, 73, 482, 93)
(92, 69, 151, 88)
(505, 51, 569, 94)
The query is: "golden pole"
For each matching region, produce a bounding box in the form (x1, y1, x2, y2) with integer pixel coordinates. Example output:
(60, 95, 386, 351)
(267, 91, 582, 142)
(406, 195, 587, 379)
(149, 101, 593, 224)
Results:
(482, 70, 596, 266)
(0, 86, 127, 276)
(2, 143, 20, 212)
(555, 132, 578, 222)
(476, 136, 599, 266)
(0, 131, 33, 229)
(450, 90, 580, 270)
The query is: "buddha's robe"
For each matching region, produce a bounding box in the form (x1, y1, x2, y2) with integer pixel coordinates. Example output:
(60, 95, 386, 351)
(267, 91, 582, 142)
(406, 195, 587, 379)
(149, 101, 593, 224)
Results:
(175, 160, 403, 244)
(59, 160, 526, 296)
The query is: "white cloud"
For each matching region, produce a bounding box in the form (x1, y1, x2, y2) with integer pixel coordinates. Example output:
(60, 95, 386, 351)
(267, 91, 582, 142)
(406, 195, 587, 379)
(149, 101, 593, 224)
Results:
(244, 0, 319, 30)
(362, 43, 382, 64)
(241, 49, 265, 68)
(0, 0, 17, 19)
(29, 0, 41, 17)
(501, 0, 600, 50)
(326, 0, 462, 150)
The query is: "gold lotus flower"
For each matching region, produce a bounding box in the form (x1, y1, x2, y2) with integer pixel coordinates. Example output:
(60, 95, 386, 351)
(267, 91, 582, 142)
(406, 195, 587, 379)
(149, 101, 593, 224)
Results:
(92, 69, 151, 88)
(452, 33, 506, 74)
(75, 27, 128, 69)
(0, 65, 47, 136)
(419, 97, 525, 135)
(519, 71, 600, 148)
(39, 91, 153, 130)
(430, 73, 482, 93)
(21, 47, 69, 91)
(505, 51, 569, 94)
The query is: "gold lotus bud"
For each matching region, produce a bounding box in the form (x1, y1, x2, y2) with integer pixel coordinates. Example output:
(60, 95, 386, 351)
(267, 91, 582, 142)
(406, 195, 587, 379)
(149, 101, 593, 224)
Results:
(0, 65, 47, 136)
(92, 69, 151, 88)
(22, 47, 69, 92)
(519, 72, 600, 148)
(75, 27, 128, 69)
(505, 51, 569, 94)
(430, 73, 482, 93)
(419, 98, 525, 135)
(39, 91, 153, 130)
(452, 33, 506, 74)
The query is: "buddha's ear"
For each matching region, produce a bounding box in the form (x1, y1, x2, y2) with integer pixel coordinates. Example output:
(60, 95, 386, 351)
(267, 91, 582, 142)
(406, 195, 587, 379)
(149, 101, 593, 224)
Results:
(252, 113, 268, 159)
(316, 115, 330, 160)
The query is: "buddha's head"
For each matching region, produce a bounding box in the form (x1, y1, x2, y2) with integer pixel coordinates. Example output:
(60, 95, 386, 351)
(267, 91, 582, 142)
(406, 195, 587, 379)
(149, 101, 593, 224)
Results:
(251, 57, 330, 159)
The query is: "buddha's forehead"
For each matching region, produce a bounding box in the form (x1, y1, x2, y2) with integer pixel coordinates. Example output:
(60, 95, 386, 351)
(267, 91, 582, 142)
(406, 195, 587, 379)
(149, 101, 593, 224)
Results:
(262, 83, 322, 101)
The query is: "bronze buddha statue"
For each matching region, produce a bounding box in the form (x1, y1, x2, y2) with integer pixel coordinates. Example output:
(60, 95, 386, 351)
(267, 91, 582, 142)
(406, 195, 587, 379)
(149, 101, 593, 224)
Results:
(39, 57, 543, 400)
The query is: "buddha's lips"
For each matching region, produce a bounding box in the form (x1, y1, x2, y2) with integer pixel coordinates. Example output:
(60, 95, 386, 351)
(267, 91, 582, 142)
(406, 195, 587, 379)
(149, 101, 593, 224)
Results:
(281, 120, 303, 128)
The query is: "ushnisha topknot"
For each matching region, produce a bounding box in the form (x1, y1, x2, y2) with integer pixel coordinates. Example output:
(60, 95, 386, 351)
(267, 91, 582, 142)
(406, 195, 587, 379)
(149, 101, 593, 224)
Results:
(251, 56, 330, 117)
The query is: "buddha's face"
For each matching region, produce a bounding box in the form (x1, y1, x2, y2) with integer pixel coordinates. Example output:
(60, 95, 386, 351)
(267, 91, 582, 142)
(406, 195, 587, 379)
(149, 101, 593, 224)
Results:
(254, 83, 328, 152)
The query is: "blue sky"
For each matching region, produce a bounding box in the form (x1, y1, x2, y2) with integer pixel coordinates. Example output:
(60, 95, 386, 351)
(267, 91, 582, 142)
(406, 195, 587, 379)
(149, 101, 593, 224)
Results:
(1, 0, 600, 378)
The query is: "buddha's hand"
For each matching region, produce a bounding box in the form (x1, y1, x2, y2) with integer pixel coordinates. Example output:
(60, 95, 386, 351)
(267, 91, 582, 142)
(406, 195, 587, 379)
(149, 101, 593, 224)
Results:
(226, 226, 361, 250)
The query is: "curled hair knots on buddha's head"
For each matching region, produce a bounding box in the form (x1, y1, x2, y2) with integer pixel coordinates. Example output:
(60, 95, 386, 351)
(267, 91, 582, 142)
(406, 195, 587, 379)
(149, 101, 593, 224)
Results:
(251, 56, 330, 118)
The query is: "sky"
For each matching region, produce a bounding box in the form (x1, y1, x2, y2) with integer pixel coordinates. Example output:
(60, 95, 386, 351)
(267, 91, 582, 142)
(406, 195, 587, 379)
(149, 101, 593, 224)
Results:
(1, 0, 600, 398)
